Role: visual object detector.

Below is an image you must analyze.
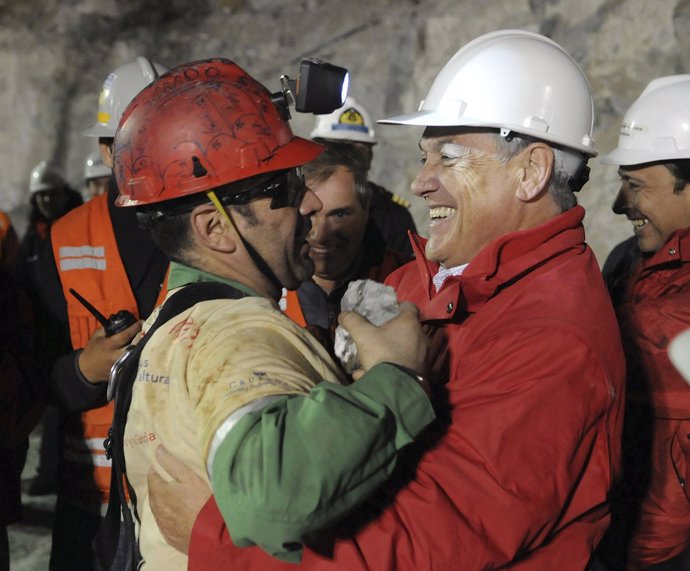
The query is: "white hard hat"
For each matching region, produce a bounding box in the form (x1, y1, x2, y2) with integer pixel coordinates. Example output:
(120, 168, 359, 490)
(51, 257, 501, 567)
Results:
(83, 56, 168, 138)
(310, 96, 377, 144)
(600, 75, 690, 166)
(669, 328, 690, 384)
(380, 29, 596, 157)
(83, 150, 111, 181)
(29, 161, 66, 193)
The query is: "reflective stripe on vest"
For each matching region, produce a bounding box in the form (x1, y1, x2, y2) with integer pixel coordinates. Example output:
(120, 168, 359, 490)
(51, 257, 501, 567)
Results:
(57, 245, 107, 271)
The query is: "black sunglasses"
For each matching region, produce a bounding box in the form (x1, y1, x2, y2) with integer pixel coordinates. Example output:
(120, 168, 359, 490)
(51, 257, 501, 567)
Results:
(219, 168, 307, 210)
(135, 168, 308, 229)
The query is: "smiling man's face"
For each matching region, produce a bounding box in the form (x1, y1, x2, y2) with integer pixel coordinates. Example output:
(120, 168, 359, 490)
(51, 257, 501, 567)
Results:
(613, 164, 690, 253)
(307, 165, 369, 284)
(411, 128, 524, 268)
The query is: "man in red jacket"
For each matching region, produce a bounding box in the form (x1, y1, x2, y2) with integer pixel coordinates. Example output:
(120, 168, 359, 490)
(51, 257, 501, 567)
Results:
(598, 76, 690, 570)
(148, 30, 626, 570)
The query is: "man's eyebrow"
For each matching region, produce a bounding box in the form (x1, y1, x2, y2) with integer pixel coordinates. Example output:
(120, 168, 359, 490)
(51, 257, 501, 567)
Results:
(618, 170, 643, 183)
(419, 137, 466, 152)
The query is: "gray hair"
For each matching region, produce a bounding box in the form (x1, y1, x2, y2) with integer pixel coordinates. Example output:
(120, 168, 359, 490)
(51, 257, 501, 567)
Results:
(490, 132, 582, 212)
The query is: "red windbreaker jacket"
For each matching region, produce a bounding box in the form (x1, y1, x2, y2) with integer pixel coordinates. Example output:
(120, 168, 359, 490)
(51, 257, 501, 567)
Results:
(609, 228, 690, 567)
(616, 227, 690, 418)
(188, 205, 626, 570)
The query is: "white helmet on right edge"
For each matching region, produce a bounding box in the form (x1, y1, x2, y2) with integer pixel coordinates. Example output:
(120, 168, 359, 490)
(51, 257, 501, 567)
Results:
(600, 75, 690, 166)
(83, 56, 168, 138)
(380, 29, 596, 164)
(669, 328, 690, 384)
(310, 96, 377, 144)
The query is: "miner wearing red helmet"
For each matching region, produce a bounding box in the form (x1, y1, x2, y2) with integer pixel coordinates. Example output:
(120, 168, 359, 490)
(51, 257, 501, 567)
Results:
(104, 58, 434, 570)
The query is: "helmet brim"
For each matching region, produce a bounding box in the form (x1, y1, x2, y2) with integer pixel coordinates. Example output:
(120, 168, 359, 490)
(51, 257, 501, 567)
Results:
(599, 146, 690, 166)
(268, 136, 324, 173)
(83, 123, 115, 138)
(379, 111, 598, 157)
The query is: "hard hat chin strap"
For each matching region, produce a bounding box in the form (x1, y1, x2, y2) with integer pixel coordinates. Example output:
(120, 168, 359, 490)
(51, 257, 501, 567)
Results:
(206, 190, 284, 295)
(206, 190, 236, 230)
(567, 162, 590, 193)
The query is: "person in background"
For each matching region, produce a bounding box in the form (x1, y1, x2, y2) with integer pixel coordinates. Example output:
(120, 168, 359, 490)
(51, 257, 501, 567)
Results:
(310, 96, 417, 256)
(82, 150, 111, 202)
(147, 30, 626, 570)
(34, 56, 169, 570)
(597, 75, 690, 571)
(18, 162, 81, 498)
(17, 161, 82, 288)
(281, 144, 410, 358)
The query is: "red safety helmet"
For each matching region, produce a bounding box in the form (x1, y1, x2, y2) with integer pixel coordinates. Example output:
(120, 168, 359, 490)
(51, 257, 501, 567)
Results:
(114, 58, 323, 207)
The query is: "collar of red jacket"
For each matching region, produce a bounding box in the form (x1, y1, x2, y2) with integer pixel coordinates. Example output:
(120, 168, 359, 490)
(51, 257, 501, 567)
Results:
(636, 226, 690, 277)
(407, 205, 586, 320)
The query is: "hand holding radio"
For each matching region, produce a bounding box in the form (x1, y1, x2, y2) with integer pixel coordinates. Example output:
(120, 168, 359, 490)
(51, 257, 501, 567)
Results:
(69, 288, 137, 336)
(77, 323, 142, 384)
(69, 289, 142, 384)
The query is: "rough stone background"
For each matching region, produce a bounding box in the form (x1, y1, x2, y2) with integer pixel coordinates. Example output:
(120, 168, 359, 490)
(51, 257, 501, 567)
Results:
(1, 0, 689, 264)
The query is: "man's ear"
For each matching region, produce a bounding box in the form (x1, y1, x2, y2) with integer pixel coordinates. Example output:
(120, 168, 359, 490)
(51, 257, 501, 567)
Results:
(189, 204, 237, 253)
(98, 140, 114, 169)
(515, 143, 554, 202)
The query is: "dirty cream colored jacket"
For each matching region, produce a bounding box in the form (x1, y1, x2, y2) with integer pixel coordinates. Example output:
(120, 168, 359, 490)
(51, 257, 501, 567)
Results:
(125, 282, 345, 570)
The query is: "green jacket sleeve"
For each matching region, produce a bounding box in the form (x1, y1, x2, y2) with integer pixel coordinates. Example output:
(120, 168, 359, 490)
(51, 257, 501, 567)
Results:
(210, 362, 435, 562)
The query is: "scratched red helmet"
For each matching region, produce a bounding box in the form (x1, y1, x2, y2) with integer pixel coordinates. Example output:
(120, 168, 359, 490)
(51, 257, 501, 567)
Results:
(113, 58, 323, 207)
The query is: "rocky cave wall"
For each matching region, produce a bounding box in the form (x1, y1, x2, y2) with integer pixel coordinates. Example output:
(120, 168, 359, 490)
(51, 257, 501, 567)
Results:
(1, 0, 689, 264)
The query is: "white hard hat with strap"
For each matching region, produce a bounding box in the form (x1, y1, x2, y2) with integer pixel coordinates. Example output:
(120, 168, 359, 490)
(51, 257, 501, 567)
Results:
(380, 29, 596, 161)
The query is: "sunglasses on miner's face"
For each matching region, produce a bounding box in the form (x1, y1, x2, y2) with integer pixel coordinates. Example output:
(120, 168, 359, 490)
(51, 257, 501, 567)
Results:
(135, 168, 308, 229)
(221, 168, 307, 210)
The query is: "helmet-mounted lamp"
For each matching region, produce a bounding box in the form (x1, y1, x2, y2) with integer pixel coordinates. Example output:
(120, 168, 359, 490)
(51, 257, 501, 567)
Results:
(271, 57, 349, 120)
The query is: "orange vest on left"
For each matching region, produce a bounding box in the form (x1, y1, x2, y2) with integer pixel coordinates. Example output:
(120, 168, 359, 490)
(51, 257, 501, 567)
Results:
(51, 193, 167, 510)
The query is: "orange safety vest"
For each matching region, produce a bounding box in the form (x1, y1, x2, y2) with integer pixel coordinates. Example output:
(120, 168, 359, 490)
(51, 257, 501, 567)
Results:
(51, 193, 167, 510)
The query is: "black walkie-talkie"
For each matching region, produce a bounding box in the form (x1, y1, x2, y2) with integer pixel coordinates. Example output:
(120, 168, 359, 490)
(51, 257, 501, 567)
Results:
(69, 288, 137, 337)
